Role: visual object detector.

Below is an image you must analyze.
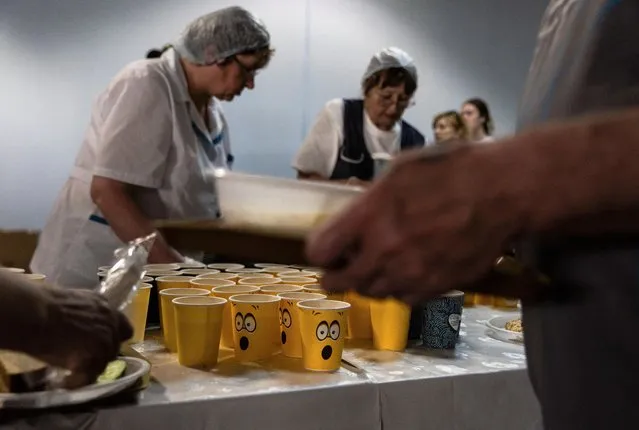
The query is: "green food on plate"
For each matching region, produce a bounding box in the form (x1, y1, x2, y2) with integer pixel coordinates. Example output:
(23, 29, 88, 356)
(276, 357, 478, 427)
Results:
(97, 359, 126, 384)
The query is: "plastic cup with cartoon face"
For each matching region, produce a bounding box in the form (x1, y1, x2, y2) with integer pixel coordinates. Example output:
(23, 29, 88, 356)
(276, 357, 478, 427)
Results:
(297, 299, 350, 371)
(207, 263, 245, 271)
(369, 297, 411, 351)
(158, 288, 210, 352)
(229, 294, 281, 362)
(238, 277, 282, 288)
(196, 272, 239, 281)
(303, 284, 344, 302)
(277, 292, 326, 358)
(123, 282, 152, 343)
(179, 269, 220, 277)
(210, 285, 260, 349)
(344, 291, 372, 339)
(172, 296, 227, 368)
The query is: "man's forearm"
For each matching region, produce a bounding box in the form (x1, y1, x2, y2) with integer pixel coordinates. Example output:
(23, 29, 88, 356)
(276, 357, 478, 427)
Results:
(495, 108, 639, 236)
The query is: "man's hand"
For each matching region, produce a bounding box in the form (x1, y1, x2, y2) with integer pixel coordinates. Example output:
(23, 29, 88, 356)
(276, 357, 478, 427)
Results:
(305, 144, 529, 304)
(33, 288, 133, 388)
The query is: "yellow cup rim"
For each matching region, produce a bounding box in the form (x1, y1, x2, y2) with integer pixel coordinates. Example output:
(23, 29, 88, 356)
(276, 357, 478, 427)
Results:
(190, 278, 236, 287)
(145, 270, 181, 277)
(140, 276, 153, 282)
(179, 269, 220, 275)
(176, 262, 206, 269)
(253, 263, 288, 268)
(277, 276, 316, 283)
(144, 263, 181, 271)
(238, 277, 281, 286)
(297, 299, 351, 311)
(229, 294, 280, 304)
(259, 284, 304, 293)
(277, 291, 326, 301)
(226, 268, 266, 274)
(22, 273, 46, 281)
(237, 273, 275, 278)
(0, 267, 25, 273)
(137, 282, 153, 290)
(195, 273, 238, 280)
(172, 296, 227, 306)
(302, 284, 323, 291)
(211, 285, 260, 294)
(159, 288, 210, 297)
(207, 263, 245, 270)
(156, 275, 195, 282)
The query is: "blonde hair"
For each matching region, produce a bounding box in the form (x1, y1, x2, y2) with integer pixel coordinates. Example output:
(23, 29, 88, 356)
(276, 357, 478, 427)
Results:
(432, 111, 467, 139)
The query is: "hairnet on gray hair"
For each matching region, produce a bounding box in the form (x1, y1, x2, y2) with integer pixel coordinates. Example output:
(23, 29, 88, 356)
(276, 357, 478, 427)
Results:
(361, 47, 417, 87)
(174, 6, 270, 65)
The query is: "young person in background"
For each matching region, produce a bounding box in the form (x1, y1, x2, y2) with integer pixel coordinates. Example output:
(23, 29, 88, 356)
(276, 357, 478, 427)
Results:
(460, 98, 495, 143)
(432, 111, 466, 143)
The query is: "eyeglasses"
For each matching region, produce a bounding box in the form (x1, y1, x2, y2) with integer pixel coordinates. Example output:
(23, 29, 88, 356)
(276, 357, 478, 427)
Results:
(232, 57, 259, 79)
(375, 91, 415, 110)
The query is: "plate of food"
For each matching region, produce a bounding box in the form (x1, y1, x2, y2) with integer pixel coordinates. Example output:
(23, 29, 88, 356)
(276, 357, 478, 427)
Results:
(486, 315, 524, 344)
(0, 355, 150, 409)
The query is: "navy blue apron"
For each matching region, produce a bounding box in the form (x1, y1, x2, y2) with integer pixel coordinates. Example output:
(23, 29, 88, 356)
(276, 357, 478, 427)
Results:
(329, 99, 425, 181)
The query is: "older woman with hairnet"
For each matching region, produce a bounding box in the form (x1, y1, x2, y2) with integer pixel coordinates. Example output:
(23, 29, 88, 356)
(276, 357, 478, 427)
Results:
(293, 47, 425, 184)
(31, 6, 273, 289)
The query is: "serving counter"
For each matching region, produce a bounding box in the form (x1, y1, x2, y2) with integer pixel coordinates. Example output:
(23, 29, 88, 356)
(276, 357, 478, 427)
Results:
(0, 307, 541, 430)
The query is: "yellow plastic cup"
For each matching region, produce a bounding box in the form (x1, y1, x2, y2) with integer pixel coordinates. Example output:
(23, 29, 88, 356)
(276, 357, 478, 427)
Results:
(474, 294, 494, 306)
(494, 296, 519, 310)
(196, 272, 238, 281)
(227, 268, 266, 275)
(207, 263, 245, 271)
(260, 284, 304, 295)
(297, 270, 320, 278)
(238, 277, 282, 287)
(229, 294, 281, 362)
(172, 296, 227, 368)
(144, 263, 181, 271)
(463, 292, 476, 307)
(345, 291, 372, 339)
(237, 273, 275, 279)
(369, 298, 411, 351)
(189, 278, 236, 290)
(297, 299, 350, 371)
(0, 267, 25, 274)
(145, 270, 181, 279)
(159, 288, 210, 352)
(210, 285, 260, 349)
(156, 275, 195, 290)
(263, 267, 299, 275)
(176, 262, 206, 269)
(277, 291, 326, 358)
(124, 282, 152, 343)
(277, 276, 317, 286)
(253, 263, 288, 269)
(140, 276, 153, 283)
(22, 273, 46, 282)
(180, 269, 220, 276)
(303, 284, 344, 302)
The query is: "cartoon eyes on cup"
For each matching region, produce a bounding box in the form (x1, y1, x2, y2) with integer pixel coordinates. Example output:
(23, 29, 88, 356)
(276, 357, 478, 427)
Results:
(316, 320, 340, 341)
(282, 309, 292, 328)
(235, 312, 257, 333)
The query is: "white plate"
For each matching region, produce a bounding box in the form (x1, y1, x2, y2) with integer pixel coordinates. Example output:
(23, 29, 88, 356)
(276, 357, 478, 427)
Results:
(486, 315, 524, 344)
(0, 357, 149, 409)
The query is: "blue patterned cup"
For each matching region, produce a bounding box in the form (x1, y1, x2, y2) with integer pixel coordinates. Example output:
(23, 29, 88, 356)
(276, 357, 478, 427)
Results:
(421, 290, 464, 349)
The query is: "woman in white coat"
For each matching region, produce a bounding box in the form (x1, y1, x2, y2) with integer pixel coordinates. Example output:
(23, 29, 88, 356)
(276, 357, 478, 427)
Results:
(31, 6, 273, 289)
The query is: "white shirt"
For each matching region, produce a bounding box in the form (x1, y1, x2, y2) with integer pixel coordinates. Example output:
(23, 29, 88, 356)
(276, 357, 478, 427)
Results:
(31, 49, 230, 288)
(292, 99, 401, 178)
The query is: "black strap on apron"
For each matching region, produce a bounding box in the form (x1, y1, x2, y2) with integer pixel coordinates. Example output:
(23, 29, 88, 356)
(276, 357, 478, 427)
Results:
(330, 99, 425, 181)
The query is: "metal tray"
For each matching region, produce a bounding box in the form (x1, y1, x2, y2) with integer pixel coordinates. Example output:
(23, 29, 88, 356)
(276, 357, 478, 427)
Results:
(0, 357, 149, 409)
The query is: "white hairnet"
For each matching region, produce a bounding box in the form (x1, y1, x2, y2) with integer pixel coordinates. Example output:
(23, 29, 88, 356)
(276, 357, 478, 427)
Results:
(174, 6, 270, 65)
(361, 47, 417, 86)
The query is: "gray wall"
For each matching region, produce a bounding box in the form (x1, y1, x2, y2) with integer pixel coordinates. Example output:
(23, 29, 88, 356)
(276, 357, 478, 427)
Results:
(0, 0, 547, 229)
